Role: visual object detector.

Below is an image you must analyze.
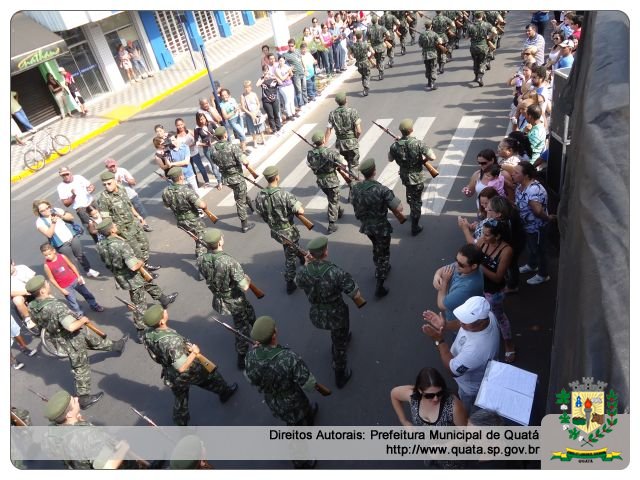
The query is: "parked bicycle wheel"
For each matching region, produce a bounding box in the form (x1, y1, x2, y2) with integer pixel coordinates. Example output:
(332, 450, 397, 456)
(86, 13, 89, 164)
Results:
(40, 328, 68, 358)
(53, 135, 72, 156)
(23, 148, 46, 172)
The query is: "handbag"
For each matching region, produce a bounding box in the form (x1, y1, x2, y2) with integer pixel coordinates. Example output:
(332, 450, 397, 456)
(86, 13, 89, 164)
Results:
(63, 218, 84, 237)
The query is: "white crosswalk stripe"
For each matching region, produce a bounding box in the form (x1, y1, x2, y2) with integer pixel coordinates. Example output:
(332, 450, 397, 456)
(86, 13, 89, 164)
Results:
(422, 116, 482, 216)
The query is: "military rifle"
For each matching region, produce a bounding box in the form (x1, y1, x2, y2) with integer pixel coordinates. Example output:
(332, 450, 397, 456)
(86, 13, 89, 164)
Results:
(130, 407, 174, 442)
(293, 130, 358, 184)
(371, 120, 440, 179)
(242, 175, 266, 189)
(202, 208, 219, 224)
(270, 229, 309, 258)
(211, 317, 332, 396)
(28, 388, 49, 402)
(115, 296, 217, 372)
(80, 317, 107, 338)
(10, 410, 28, 427)
(176, 226, 265, 299)
(243, 163, 259, 179)
(153, 171, 171, 183)
(138, 265, 155, 283)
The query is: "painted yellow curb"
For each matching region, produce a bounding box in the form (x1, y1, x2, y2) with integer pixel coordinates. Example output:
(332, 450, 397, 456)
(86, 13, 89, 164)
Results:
(103, 105, 142, 122)
(140, 69, 208, 110)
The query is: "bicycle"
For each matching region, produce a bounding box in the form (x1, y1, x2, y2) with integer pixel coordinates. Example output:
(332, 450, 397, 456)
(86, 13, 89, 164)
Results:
(23, 127, 72, 172)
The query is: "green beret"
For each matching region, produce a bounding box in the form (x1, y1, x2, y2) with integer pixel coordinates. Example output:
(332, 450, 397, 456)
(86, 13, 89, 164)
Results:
(423, 18, 432, 28)
(143, 304, 165, 327)
(251, 316, 276, 344)
(263, 166, 278, 178)
(214, 126, 227, 138)
(355, 30, 363, 39)
(96, 218, 114, 235)
(202, 228, 223, 246)
(170, 435, 203, 469)
(100, 171, 115, 182)
(166, 166, 183, 179)
(311, 131, 324, 144)
(359, 157, 376, 174)
(399, 118, 414, 133)
(44, 390, 71, 422)
(307, 236, 328, 254)
(25, 275, 45, 294)
(335, 92, 346, 105)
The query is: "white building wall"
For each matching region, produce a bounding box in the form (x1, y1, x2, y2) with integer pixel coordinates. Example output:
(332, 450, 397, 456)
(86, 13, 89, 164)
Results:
(130, 11, 159, 71)
(82, 22, 126, 91)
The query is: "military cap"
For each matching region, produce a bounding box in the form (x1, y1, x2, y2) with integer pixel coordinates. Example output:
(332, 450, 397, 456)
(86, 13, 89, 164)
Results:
(100, 171, 115, 181)
(359, 157, 376, 174)
(214, 126, 227, 138)
(25, 275, 46, 294)
(96, 218, 114, 235)
(335, 92, 347, 105)
(307, 236, 328, 254)
(170, 435, 203, 469)
(202, 228, 223, 246)
(355, 30, 363, 39)
(399, 118, 414, 133)
(44, 390, 71, 422)
(263, 166, 279, 178)
(423, 18, 432, 28)
(474, 11, 484, 19)
(166, 166, 183, 179)
(251, 316, 276, 343)
(311, 131, 324, 144)
(143, 304, 165, 327)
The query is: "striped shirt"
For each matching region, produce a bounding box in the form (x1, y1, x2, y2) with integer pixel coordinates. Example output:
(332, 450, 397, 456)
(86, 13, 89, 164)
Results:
(523, 33, 545, 65)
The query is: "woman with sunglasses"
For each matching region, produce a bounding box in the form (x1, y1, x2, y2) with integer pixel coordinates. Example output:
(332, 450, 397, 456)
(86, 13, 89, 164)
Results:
(462, 150, 513, 208)
(546, 31, 565, 71)
(391, 367, 466, 467)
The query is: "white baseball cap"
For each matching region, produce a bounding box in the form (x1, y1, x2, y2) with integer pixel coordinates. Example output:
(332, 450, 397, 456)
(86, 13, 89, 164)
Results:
(453, 296, 491, 324)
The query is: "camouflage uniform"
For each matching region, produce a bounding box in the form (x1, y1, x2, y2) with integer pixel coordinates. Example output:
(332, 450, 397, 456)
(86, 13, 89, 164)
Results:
(432, 13, 456, 70)
(484, 11, 503, 57)
(381, 12, 400, 66)
(143, 326, 235, 426)
(28, 297, 114, 396)
(327, 105, 361, 178)
(367, 21, 389, 77)
(295, 260, 358, 371)
(307, 146, 345, 223)
(254, 187, 304, 282)
(42, 420, 116, 469)
(467, 18, 496, 82)
(443, 11, 463, 48)
(197, 251, 256, 355)
(405, 11, 418, 44)
(162, 183, 206, 257)
(209, 140, 251, 223)
(389, 135, 435, 230)
(244, 344, 316, 425)
(418, 29, 442, 87)
(395, 11, 409, 54)
(351, 179, 401, 280)
(97, 188, 149, 262)
(96, 235, 166, 332)
(349, 40, 372, 92)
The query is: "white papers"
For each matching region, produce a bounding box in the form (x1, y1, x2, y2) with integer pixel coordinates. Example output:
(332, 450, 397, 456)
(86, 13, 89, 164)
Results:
(474, 360, 538, 425)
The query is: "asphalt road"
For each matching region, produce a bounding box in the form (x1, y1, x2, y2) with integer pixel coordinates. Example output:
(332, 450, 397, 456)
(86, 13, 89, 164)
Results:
(10, 12, 554, 469)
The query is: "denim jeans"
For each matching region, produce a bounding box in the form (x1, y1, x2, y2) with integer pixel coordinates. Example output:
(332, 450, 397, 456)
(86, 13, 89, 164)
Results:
(202, 147, 223, 184)
(226, 116, 246, 142)
(57, 236, 91, 273)
(525, 225, 549, 277)
(318, 49, 333, 73)
(190, 153, 210, 185)
(292, 74, 308, 107)
(12, 109, 35, 131)
(65, 278, 99, 315)
(332, 43, 345, 71)
(129, 195, 148, 219)
(306, 76, 316, 100)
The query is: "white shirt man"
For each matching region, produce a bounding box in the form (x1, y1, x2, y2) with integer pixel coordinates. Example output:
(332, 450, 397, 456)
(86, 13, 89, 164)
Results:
(11, 261, 37, 329)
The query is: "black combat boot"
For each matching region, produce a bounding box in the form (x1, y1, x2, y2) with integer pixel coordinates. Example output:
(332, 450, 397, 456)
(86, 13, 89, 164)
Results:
(237, 353, 246, 369)
(78, 391, 104, 410)
(431, 82, 438, 91)
(160, 292, 179, 308)
(144, 263, 161, 271)
(219, 383, 238, 403)
(486, 61, 491, 71)
(438, 63, 445, 74)
(246, 198, 255, 214)
(477, 74, 484, 87)
(379, 70, 384, 81)
(327, 223, 338, 234)
(111, 334, 129, 354)
(335, 368, 352, 389)
(241, 220, 255, 233)
(374, 279, 389, 298)
(286, 280, 297, 294)
(411, 218, 424, 236)
(426, 80, 432, 91)
(338, 206, 344, 219)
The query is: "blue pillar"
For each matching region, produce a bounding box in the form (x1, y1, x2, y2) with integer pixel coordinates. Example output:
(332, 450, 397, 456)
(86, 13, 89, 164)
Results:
(242, 11, 255, 25)
(183, 11, 205, 50)
(139, 11, 174, 69)
(214, 11, 232, 37)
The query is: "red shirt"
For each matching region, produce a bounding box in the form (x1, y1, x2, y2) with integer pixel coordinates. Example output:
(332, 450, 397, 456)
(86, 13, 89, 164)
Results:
(46, 255, 77, 288)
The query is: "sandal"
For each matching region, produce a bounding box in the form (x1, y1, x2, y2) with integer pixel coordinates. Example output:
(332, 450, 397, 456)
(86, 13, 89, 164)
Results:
(504, 350, 517, 363)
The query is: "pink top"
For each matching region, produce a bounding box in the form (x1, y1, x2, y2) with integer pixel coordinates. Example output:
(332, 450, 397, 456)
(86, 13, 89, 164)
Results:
(46, 254, 77, 288)
(486, 176, 506, 197)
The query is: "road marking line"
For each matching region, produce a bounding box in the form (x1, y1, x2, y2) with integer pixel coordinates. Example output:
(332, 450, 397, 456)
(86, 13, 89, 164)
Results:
(422, 115, 482, 216)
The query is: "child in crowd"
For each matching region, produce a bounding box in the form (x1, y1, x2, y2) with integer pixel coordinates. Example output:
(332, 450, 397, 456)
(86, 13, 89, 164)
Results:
(41, 243, 104, 316)
(484, 164, 506, 198)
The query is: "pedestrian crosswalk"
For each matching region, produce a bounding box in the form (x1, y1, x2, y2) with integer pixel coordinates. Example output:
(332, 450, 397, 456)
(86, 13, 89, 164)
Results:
(11, 115, 483, 219)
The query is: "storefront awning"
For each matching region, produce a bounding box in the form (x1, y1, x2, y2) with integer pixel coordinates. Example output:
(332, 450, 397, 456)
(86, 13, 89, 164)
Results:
(11, 12, 69, 75)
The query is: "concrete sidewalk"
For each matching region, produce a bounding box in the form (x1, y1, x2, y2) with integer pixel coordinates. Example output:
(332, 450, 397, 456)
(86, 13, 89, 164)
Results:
(10, 11, 309, 183)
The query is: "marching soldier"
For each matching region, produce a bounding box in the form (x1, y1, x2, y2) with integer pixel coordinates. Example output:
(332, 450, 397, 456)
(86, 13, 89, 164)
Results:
(295, 236, 365, 388)
(381, 11, 401, 68)
(405, 11, 418, 45)
(367, 14, 390, 80)
(25, 276, 127, 410)
(467, 11, 497, 87)
(484, 10, 505, 67)
(196, 228, 256, 369)
(142, 304, 238, 426)
(209, 126, 255, 233)
(388, 118, 437, 235)
(97, 171, 160, 272)
(324, 92, 362, 183)
(351, 158, 404, 298)
(395, 11, 409, 54)
(432, 11, 456, 73)
(96, 219, 178, 343)
(349, 30, 375, 96)
(161, 166, 208, 258)
(254, 166, 306, 294)
(306, 131, 347, 233)
(443, 11, 463, 49)
(419, 19, 443, 91)
(244, 315, 320, 468)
